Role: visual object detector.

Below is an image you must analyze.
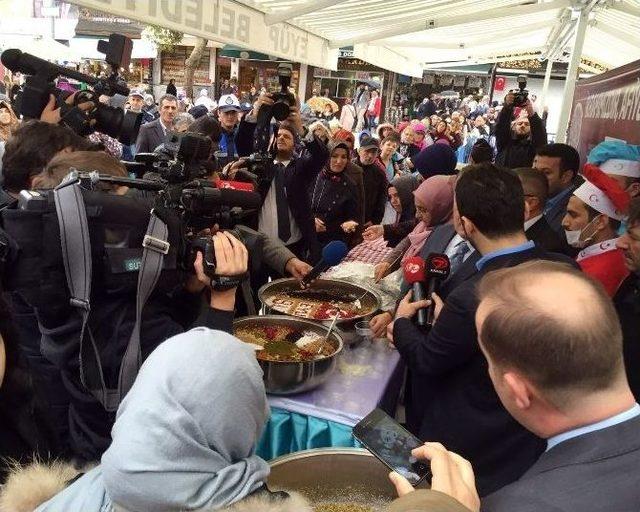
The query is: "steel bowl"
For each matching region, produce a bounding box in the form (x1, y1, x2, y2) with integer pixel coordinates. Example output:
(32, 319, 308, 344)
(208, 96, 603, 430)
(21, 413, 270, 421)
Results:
(258, 278, 382, 344)
(267, 448, 400, 509)
(233, 315, 343, 395)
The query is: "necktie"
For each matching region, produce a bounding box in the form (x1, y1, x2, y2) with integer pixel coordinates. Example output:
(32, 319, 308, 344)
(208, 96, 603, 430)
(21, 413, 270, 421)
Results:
(225, 132, 236, 158)
(449, 239, 470, 274)
(274, 163, 291, 243)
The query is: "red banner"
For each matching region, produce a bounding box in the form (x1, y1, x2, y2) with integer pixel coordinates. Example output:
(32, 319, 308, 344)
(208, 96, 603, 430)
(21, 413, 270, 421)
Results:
(568, 59, 640, 163)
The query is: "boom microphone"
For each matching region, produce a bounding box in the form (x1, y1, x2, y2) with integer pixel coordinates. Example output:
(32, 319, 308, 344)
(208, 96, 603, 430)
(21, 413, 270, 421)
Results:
(425, 253, 451, 326)
(1, 49, 99, 85)
(403, 256, 428, 327)
(301, 240, 348, 287)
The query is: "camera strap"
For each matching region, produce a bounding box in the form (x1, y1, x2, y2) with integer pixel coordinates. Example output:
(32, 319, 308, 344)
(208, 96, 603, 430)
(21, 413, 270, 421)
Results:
(54, 179, 169, 412)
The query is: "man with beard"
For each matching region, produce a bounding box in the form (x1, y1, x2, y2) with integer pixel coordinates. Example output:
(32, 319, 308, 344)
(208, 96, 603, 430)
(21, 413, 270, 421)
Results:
(615, 197, 640, 400)
(561, 164, 629, 297)
(495, 92, 546, 169)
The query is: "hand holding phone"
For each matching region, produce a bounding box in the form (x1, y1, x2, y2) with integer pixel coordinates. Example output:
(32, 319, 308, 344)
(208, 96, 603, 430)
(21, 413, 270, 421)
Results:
(353, 408, 431, 487)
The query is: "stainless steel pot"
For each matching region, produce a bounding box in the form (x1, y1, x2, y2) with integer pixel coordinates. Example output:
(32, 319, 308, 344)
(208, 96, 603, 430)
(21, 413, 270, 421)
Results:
(233, 315, 343, 395)
(258, 278, 382, 344)
(268, 448, 399, 509)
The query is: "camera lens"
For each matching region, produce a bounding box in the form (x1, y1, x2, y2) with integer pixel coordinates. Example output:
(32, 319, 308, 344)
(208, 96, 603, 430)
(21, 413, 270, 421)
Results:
(272, 100, 290, 121)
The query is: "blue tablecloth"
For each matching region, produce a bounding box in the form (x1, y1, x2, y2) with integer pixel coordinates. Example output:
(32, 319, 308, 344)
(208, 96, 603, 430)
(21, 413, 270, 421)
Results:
(257, 341, 403, 460)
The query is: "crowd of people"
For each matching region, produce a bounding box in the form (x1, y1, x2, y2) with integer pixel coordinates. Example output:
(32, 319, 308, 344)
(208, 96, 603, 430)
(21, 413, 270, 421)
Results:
(0, 71, 638, 512)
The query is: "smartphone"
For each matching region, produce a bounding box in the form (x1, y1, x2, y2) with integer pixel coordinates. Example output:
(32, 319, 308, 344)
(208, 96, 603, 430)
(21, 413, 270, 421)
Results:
(353, 408, 431, 486)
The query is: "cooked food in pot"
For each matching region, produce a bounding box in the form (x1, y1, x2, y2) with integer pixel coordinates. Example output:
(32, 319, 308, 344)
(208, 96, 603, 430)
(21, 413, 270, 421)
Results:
(265, 289, 374, 320)
(235, 324, 336, 362)
(314, 504, 374, 512)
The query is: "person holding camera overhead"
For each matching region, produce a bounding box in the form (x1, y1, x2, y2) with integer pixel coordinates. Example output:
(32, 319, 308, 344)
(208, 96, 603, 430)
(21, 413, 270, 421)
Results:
(230, 91, 328, 266)
(494, 88, 547, 169)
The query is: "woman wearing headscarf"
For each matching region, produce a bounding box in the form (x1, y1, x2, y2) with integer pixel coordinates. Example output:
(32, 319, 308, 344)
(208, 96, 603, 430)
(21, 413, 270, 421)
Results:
(3, 328, 306, 512)
(334, 128, 365, 224)
(412, 123, 433, 152)
(0, 100, 19, 142)
(373, 175, 455, 281)
(310, 140, 360, 246)
(369, 175, 455, 337)
(362, 175, 419, 248)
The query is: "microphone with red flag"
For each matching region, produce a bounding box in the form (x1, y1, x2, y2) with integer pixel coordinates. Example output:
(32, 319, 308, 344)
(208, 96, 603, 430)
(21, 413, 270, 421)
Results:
(425, 253, 451, 326)
(403, 256, 428, 327)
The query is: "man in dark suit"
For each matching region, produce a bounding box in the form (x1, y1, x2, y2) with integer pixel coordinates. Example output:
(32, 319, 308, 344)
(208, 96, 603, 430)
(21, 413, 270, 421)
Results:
(390, 163, 576, 496)
(135, 94, 178, 154)
(515, 167, 571, 255)
(615, 197, 640, 401)
(390, 261, 640, 512)
(533, 143, 580, 235)
(233, 96, 328, 265)
(369, 222, 479, 338)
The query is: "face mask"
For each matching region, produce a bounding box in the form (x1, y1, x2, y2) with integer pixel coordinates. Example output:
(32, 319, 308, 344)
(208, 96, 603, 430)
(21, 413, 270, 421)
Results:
(564, 229, 584, 248)
(564, 216, 600, 248)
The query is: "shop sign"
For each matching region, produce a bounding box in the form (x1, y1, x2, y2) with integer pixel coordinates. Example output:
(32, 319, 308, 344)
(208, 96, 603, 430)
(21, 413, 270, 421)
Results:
(66, 0, 340, 69)
(568, 59, 640, 162)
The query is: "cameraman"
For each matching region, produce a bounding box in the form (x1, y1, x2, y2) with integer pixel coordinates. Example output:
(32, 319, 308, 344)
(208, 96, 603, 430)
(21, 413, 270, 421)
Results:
(231, 93, 328, 264)
(6, 149, 252, 462)
(494, 92, 547, 169)
(0, 120, 98, 208)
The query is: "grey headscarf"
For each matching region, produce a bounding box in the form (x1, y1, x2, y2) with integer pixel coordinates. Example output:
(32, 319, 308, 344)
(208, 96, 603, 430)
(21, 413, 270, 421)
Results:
(36, 328, 270, 512)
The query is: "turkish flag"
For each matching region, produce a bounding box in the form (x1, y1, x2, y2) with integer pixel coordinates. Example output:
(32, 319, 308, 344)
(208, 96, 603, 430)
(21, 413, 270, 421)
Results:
(494, 76, 506, 91)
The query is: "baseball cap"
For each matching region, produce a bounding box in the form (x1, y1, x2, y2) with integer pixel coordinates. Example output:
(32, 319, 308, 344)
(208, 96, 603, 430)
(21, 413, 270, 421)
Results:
(129, 89, 144, 99)
(218, 94, 241, 112)
(360, 135, 380, 151)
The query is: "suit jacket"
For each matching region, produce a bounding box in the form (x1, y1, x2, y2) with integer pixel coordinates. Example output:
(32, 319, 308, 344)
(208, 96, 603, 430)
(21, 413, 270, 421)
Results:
(482, 415, 640, 512)
(394, 245, 577, 497)
(544, 186, 575, 235)
(614, 275, 640, 401)
(135, 119, 165, 154)
(525, 216, 571, 255)
(399, 224, 480, 297)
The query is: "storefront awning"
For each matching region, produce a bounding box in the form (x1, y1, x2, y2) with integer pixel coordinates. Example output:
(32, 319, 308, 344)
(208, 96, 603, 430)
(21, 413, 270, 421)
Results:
(233, 0, 640, 74)
(65, 0, 340, 70)
(68, 37, 158, 60)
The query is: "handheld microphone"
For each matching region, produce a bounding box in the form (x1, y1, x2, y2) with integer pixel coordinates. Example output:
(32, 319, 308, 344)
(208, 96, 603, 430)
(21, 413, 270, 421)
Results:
(403, 256, 428, 326)
(301, 240, 348, 287)
(425, 253, 451, 325)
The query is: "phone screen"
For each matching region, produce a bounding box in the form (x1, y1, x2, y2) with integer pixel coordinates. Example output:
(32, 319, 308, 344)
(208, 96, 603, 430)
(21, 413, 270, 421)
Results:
(353, 408, 431, 486)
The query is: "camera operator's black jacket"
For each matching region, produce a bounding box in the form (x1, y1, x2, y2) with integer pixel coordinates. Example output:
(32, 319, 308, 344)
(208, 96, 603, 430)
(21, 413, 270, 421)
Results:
(237, 119, 328, 263)
(494, 106, 547, 169)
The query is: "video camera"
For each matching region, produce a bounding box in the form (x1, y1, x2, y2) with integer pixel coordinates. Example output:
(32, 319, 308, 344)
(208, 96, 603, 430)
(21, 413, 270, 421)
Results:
(228, 63, 297, 191)
(133, 132, 215, 183)
(270, 63, 295, 122)
(0, 34, 142, 145)
(11, 166, 261, 286)
(510, 75, 529, 108)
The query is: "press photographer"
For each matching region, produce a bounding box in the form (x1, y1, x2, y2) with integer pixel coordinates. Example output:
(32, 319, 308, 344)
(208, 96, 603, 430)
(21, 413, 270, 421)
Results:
(227, 74, 329, 265)
(494, 76, 547, 169)
(1, 35, 142, 149)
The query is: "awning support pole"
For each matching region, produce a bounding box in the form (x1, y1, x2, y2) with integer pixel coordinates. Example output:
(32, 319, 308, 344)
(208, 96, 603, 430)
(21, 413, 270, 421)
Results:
(556, 7, 589, 143)
(538, 58, 554, 112)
